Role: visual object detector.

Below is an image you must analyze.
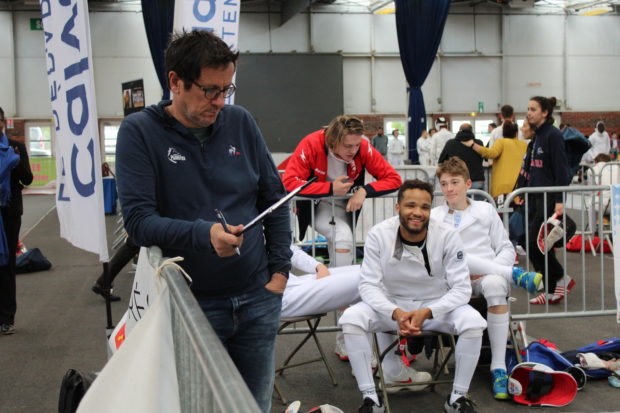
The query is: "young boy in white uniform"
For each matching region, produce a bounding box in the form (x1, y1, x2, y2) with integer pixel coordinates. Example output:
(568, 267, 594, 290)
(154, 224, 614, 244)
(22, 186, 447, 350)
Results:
(339, 180, 487, 413)
(281, 245, 361, 318)
(432, 157, 543, 400)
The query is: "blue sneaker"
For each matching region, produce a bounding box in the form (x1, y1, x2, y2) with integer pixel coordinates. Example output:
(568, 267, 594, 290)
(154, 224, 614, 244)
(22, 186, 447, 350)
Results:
(511, 267, 542, 294)
(491, 369, 509, 400)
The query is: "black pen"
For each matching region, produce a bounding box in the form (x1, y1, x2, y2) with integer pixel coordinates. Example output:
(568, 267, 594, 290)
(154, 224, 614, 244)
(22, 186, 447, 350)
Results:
(214, 209, 241, 256)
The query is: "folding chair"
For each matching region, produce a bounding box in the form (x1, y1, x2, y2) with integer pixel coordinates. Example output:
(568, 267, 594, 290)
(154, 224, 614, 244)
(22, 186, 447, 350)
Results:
(372, 331, 456, 413)
(274, 314, 337, 404)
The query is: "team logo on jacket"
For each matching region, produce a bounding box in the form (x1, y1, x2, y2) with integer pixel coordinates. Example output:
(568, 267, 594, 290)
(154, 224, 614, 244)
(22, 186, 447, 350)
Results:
(228, 145, 241, 157)
(167, 147, 186, 163)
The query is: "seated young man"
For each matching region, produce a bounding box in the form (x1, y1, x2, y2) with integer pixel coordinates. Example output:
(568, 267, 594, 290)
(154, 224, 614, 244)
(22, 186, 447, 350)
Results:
(281, 245, 360, 318)
(432, 157, 542, 400)
(339, 179, 487, 413)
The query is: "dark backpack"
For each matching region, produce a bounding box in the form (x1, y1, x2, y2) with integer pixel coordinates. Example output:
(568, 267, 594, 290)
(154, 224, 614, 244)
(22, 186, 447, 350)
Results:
(58, 369, 97, 413)
(562, 127, 591, 177)
(15, 247, 52, 274)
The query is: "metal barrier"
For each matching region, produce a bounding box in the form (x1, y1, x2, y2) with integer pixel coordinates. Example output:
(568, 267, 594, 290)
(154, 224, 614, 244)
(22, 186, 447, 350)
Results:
(499, 185, 616, 321)
(594, 161, 620, 186)
(148, 247, 261, 412)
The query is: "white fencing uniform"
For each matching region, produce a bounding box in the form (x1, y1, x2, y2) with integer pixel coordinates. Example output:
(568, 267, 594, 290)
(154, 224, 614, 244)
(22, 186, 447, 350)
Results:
(387, 137, 406, 166)
(430, 128, 454, 165)
(339, 216, 486, 402)
(281, 246, 360, 318)
(417, 136, 432, 166)
(339, 217, 486, 332)
(432, 200, 515, 306)
(432, 200, 515, 373)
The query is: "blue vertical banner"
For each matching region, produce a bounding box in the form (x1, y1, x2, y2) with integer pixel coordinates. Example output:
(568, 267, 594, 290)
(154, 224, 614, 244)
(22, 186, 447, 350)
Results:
(612, 184, 620, 323)
(40, 0, 109, 261)
(173, 0, 241, 104)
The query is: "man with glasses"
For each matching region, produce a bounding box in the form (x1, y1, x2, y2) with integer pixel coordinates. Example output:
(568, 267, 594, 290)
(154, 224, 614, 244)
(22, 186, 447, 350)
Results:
(0, 107, 33, 335)
(116, 30, 291, 412)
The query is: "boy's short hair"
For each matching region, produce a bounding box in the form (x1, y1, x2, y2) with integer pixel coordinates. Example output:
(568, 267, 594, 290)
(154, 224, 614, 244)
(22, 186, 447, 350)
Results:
(436, 157, 470, 181)
(397, 179, 434, 203)
(594, 153, 611, 163)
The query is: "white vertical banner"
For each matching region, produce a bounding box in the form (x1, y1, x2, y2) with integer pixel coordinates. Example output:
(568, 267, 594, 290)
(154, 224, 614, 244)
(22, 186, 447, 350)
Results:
(173, 0, 241, 104)
(611, 184, 620, 323)
(40, 0, 109, 261)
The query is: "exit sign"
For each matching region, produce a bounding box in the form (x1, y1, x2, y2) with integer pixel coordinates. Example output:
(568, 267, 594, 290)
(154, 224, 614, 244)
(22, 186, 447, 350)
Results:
(30, 18, 43, 31)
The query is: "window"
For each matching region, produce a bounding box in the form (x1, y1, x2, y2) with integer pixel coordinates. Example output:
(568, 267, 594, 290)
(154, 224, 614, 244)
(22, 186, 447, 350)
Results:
(25, 122, 53, 157)
(100, 120, 122, 163)
(450, 116, 496, 146)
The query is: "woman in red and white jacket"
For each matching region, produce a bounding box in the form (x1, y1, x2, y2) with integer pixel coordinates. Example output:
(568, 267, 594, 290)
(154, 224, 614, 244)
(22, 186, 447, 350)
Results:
(283, 115, 402, 267)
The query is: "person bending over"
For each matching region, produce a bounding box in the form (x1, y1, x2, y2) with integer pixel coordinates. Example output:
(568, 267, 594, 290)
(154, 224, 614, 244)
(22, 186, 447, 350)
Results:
(339, 179, 486, 413)
(432, 157, 542, 400)
(283, 115, 401, 268)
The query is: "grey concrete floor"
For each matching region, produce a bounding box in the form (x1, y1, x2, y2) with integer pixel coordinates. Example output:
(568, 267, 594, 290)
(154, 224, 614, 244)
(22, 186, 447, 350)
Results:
(0, 195, 619, 413)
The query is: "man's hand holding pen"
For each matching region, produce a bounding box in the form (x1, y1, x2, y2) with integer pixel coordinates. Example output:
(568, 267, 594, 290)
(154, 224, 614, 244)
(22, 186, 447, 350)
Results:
(210, 223, 244, 257)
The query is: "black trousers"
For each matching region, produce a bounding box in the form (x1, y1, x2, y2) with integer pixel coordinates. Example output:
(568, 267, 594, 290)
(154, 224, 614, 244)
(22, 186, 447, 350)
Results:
(95, 237, 139, 287)
(0, 211, 20, 325)
(527, 194, 564, 294)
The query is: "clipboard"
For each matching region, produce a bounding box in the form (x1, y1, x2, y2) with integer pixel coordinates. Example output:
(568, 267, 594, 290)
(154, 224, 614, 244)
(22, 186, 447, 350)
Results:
(238, 176, 317, 235)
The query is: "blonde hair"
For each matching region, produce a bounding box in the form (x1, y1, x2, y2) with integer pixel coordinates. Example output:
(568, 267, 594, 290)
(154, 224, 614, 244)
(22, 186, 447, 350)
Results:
(324, 115, 364, 151)
(436, 157, 470, 181)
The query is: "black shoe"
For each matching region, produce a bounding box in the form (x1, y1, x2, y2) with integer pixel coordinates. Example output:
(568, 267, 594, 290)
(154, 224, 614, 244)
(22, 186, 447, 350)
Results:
(358, 397, 384, 413)
(92, 283, 121, 302)
(444, 394, 477, 413)
(1, 324, 15, 335)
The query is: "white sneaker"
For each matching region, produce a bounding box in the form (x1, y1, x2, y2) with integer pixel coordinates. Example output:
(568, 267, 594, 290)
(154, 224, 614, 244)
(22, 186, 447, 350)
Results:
(334, 333, 349, 361)
(381, 365, 431, 393)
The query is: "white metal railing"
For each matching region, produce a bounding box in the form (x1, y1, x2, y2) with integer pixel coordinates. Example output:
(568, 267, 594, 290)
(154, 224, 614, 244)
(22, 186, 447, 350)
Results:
(498, 185, 615, 320)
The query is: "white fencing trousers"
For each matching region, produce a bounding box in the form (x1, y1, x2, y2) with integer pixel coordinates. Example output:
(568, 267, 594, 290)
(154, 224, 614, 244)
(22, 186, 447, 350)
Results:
(281, 265, 361, 318)
(471, 274, 509, 307)
(314, 200, 354, 267)
(338, 299, 487, 336)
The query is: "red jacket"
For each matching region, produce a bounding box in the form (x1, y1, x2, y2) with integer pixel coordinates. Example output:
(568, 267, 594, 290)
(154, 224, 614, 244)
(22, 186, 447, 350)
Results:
(282, 129, 402, 240)
(282, 129, 401, 197)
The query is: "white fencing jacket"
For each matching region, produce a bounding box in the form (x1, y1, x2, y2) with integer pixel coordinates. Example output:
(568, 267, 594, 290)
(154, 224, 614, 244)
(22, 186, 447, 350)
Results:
(431, 200, 514, 275)
(359, 216, 471, 320)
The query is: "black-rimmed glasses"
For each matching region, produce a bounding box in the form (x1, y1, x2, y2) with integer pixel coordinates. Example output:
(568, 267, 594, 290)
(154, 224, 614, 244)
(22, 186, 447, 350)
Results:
(191, 80, 236, 100)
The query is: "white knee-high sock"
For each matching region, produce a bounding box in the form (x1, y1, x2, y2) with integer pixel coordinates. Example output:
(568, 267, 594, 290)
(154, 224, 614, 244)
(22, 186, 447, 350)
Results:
(452, 335, 482, 403)
(376, 332, 401, 377)
(344, 331, 378, 403)
(487, 312, 509, 371)
(333, 249, 354, 267)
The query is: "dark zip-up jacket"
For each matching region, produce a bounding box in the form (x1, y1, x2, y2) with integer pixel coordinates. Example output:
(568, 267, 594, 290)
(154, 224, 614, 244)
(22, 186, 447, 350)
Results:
(116, 101, 291, 297)
(3, 138, 33, 217)
(517, 122, 570, 204)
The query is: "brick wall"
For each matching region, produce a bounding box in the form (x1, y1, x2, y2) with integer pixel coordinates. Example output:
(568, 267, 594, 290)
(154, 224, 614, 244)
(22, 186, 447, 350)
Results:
(355, 114, 385, 137)
(559, 112, 620, 137)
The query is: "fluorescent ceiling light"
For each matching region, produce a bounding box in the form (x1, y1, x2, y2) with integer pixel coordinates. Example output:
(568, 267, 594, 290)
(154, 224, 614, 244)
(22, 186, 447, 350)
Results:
(375, 6, 395, 14)
(576, 3, 613, 14)
(370, 0, 394, 14)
